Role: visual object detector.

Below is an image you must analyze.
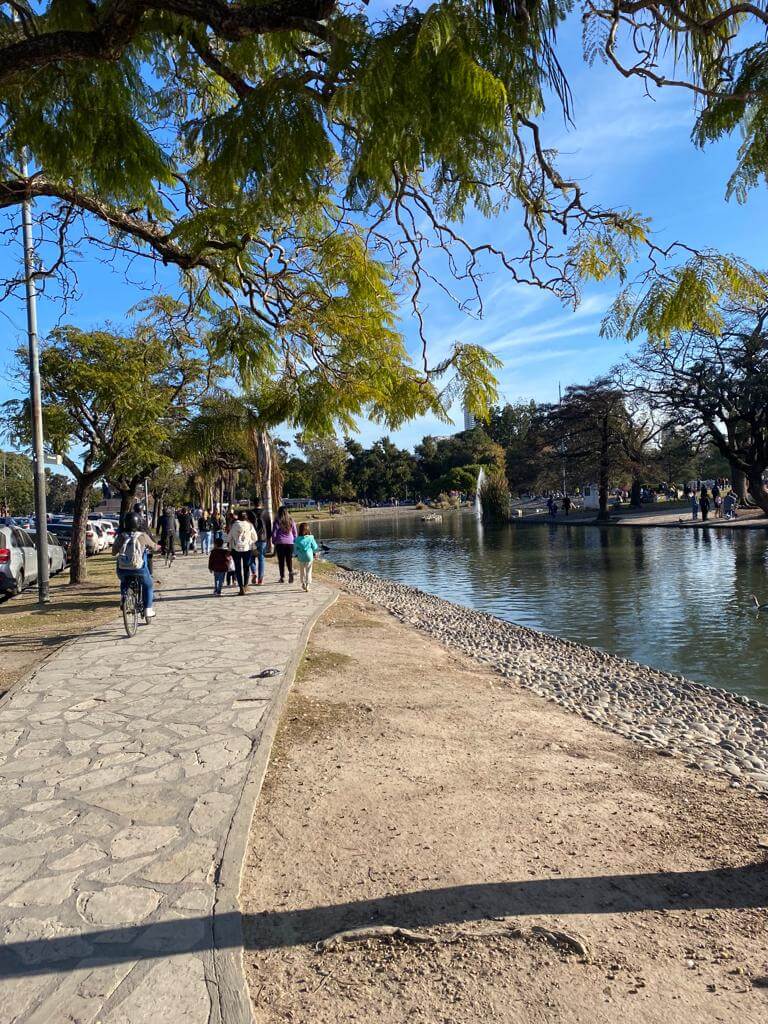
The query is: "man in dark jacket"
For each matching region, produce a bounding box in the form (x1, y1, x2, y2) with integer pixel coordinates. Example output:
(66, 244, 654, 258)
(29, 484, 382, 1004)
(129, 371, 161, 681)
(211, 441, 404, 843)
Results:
(177, 507, 193, 555)
(160, 506, 178, 559)
(250, 502, 272, 585)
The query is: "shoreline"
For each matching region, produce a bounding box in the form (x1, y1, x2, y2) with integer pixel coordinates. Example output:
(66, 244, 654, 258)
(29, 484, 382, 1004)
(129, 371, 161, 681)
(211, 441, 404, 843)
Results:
(241, 586, 768, 1022)
(332, 567, 768, 796)
(308, 503, 768, 531)
(508, 506, 768, 531)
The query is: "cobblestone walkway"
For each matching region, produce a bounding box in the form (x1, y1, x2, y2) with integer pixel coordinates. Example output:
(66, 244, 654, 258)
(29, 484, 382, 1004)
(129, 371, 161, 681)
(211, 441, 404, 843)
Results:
(0, 556, 335, 1023)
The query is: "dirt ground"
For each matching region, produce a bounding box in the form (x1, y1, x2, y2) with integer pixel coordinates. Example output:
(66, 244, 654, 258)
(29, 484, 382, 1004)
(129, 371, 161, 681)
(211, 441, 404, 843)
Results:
(0, 554, 128, 696)
(241, 590, 768, 1024)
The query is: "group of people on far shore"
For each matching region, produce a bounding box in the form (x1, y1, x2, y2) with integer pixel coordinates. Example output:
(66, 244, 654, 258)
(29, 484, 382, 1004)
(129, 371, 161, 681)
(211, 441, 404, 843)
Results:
(688, 482, 737, 521)
(158, 503, 319, 597)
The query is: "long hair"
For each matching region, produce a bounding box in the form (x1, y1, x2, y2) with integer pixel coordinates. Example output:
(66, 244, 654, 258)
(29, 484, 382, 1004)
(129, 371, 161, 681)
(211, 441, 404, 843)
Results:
(277, 505, 292, 530)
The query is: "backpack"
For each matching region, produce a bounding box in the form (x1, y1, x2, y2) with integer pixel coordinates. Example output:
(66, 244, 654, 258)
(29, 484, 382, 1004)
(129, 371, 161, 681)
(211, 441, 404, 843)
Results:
(117, 531, 144, 570)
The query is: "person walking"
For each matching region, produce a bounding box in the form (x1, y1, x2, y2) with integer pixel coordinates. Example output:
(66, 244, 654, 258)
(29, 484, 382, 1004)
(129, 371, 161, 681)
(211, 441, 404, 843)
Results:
(207, 536, 229, 597)
(177, 506, 193, 555)
(562, 495, 572, 516)
(160, 505, 178, 558)
(250, 501, 271, 585)
(226, 510, 257, 595)
(294, 522, 319, 591)
(210, 509, 224, 542)
(690, 492, 699, 521)
(198, 510, 213, 555)
(714, 492, 723, 519)
(272, 505, 297, 583)
(699, 486, 711, 521)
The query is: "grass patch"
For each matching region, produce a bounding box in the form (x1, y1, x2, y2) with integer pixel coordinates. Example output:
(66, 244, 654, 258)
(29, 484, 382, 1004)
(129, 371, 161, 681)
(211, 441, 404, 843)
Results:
(296, 647, 354, 684)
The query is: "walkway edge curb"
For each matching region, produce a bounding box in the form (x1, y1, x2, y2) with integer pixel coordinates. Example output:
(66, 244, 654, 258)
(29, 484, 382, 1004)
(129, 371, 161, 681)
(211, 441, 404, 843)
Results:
(209, 584, 339, 1024)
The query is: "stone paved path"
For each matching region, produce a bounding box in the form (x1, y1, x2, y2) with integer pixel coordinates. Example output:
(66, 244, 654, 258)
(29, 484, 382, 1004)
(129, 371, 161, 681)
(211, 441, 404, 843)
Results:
(0, 556, 335, 1023)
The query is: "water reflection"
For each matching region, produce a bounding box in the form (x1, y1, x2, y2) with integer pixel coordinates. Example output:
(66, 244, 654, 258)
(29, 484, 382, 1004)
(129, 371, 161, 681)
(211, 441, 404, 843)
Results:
(316, 513, 768, 700)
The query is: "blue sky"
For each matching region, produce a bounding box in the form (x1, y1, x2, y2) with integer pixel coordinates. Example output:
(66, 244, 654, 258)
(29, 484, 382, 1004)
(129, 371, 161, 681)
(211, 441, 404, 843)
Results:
(0, 11, 764, 456)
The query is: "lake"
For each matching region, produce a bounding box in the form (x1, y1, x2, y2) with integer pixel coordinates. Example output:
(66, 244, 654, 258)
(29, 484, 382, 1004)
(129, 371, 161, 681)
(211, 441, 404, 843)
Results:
(314, 511, 768, 702)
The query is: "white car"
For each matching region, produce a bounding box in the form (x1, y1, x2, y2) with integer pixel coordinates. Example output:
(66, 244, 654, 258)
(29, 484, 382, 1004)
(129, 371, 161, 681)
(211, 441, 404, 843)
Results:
(89, 517, 116, 550)
(55, 519, 101, 556)
(89, 522, 108, 553)
(0, 524, 38, 594)
(30, 530, 67, 576)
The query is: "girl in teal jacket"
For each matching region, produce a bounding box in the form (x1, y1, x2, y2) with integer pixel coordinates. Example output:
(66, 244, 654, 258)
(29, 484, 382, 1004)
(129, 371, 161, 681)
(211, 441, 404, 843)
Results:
(294, 522, 319, 591)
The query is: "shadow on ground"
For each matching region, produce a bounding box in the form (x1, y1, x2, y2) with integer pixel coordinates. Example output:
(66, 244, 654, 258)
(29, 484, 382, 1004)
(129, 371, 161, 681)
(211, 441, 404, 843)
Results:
(1, 864, 766, 978)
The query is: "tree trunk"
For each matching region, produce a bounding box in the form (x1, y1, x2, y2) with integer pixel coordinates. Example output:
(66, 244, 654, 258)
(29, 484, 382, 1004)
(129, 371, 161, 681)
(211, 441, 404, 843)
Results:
(256, 430, 275, 549)
(70, 475, 92, 584)
(119, 489, 133, 517)
(630, 478, 642, 508)
(747, 470, 768, 516)
(596, 422, 611, 522)
(731, 463, 750, 504)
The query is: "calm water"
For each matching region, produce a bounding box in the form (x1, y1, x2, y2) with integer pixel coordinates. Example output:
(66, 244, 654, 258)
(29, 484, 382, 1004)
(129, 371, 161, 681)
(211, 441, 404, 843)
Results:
(315, 512, 768, 702)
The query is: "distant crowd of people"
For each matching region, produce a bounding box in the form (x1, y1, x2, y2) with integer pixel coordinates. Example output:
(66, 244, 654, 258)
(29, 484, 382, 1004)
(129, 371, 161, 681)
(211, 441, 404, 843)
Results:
(687, 482, 737, 521)
(157, 503, 319, 596)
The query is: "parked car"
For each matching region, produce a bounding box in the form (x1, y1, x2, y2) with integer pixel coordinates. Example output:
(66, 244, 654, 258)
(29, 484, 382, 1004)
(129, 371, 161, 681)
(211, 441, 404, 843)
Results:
(29, 530, 67, 576)
(47, 523, 74, 563)
(52, 520, 100, 556)
(89, 521, 108, 553)
(91, 518, 117, 547)
(0, 525, 38, 595)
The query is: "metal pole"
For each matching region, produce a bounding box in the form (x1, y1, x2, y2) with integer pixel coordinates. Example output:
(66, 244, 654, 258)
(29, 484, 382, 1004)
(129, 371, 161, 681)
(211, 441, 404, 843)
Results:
(20, 153, 50, 604)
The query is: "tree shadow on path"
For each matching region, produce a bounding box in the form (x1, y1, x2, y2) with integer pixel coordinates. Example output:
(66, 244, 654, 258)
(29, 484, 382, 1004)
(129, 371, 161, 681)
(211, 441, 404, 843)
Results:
(1, 862, 765, 978)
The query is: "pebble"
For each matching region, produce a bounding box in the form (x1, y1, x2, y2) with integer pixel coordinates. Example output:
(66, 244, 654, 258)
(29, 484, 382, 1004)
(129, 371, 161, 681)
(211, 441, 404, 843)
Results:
(337, 569, 768, 792)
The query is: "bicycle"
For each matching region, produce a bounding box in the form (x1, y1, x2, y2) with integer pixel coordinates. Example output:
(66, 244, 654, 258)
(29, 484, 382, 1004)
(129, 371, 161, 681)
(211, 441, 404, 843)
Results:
(122, 575, 152, 638)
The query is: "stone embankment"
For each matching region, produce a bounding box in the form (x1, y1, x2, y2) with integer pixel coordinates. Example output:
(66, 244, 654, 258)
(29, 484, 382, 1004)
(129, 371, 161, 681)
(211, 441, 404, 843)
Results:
(335, 569, 768, 795)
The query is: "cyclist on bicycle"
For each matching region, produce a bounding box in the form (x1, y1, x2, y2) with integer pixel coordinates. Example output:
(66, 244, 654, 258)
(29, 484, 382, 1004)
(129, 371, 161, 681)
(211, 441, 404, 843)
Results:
(113, 511, 159, 618)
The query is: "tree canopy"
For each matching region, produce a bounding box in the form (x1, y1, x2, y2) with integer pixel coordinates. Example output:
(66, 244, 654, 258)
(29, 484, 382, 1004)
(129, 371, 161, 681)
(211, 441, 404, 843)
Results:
(6, 0, 767, 431)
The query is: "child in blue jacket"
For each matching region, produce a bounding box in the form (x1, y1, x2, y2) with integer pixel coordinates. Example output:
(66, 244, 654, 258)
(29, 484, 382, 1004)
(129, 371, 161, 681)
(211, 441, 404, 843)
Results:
(294, 522, 319, 591)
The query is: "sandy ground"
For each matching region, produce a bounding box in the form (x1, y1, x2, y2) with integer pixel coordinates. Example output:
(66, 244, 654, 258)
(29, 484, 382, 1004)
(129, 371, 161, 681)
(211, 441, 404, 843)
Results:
(240, 591, 768, 1024)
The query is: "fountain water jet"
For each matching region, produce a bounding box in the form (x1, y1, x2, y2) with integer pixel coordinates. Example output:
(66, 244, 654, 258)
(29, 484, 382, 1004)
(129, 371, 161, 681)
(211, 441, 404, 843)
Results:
(475, 467, 486, 519)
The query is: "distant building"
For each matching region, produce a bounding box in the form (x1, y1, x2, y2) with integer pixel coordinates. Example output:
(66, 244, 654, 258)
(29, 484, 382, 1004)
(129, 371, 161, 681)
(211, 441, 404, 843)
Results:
(463, 404, 476, 431)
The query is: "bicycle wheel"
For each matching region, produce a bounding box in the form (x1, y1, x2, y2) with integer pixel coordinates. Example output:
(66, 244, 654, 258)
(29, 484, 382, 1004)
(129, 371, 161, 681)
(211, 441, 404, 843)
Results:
(123, 585, 139, 638)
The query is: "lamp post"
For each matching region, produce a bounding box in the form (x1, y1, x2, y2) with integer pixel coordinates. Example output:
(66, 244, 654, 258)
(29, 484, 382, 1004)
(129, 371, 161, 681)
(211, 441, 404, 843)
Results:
(20, 153, 50, 604)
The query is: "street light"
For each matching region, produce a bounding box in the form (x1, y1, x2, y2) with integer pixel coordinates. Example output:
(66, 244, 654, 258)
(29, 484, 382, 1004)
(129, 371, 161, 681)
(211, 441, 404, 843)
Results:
(20, 153, 50, 604)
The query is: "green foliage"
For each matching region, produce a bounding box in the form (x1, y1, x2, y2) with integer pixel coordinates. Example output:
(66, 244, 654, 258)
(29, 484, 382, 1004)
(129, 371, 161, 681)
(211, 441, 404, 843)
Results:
(46, 471, 75, 513)
(4, 327, 189, 479)
(602, 256, 768, 344)
(479, 469, 511, 523)
(570, 215, 649, 283)
(0, 450, 34, 514)
(693, 43, 768, 203)
(345, 436, 417, 501)
(298, 436, 353, 500)
(414, 426, 505, 484)
(282, 457, 313, 499)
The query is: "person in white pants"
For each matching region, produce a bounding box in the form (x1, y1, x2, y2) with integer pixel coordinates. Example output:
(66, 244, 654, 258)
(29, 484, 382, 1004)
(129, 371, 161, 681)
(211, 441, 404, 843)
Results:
(294, 522, 319, 592)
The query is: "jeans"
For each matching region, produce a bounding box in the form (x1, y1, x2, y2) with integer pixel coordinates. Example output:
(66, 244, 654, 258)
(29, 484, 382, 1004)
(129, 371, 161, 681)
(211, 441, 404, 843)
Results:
(117, 565, 154, 610)
(180, 533, 190, 555)
(275, 543, 294, 580)
(254, 540, 266, 581)
(213, 571, 226, 594)
(201, 530, 213, 554)
(299, 560, 313, 590)
(232, 550, 250, 589)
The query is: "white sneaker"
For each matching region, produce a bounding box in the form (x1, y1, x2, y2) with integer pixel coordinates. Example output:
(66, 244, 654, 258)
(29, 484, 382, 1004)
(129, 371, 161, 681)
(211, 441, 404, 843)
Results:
(145, 608, 156, 619)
